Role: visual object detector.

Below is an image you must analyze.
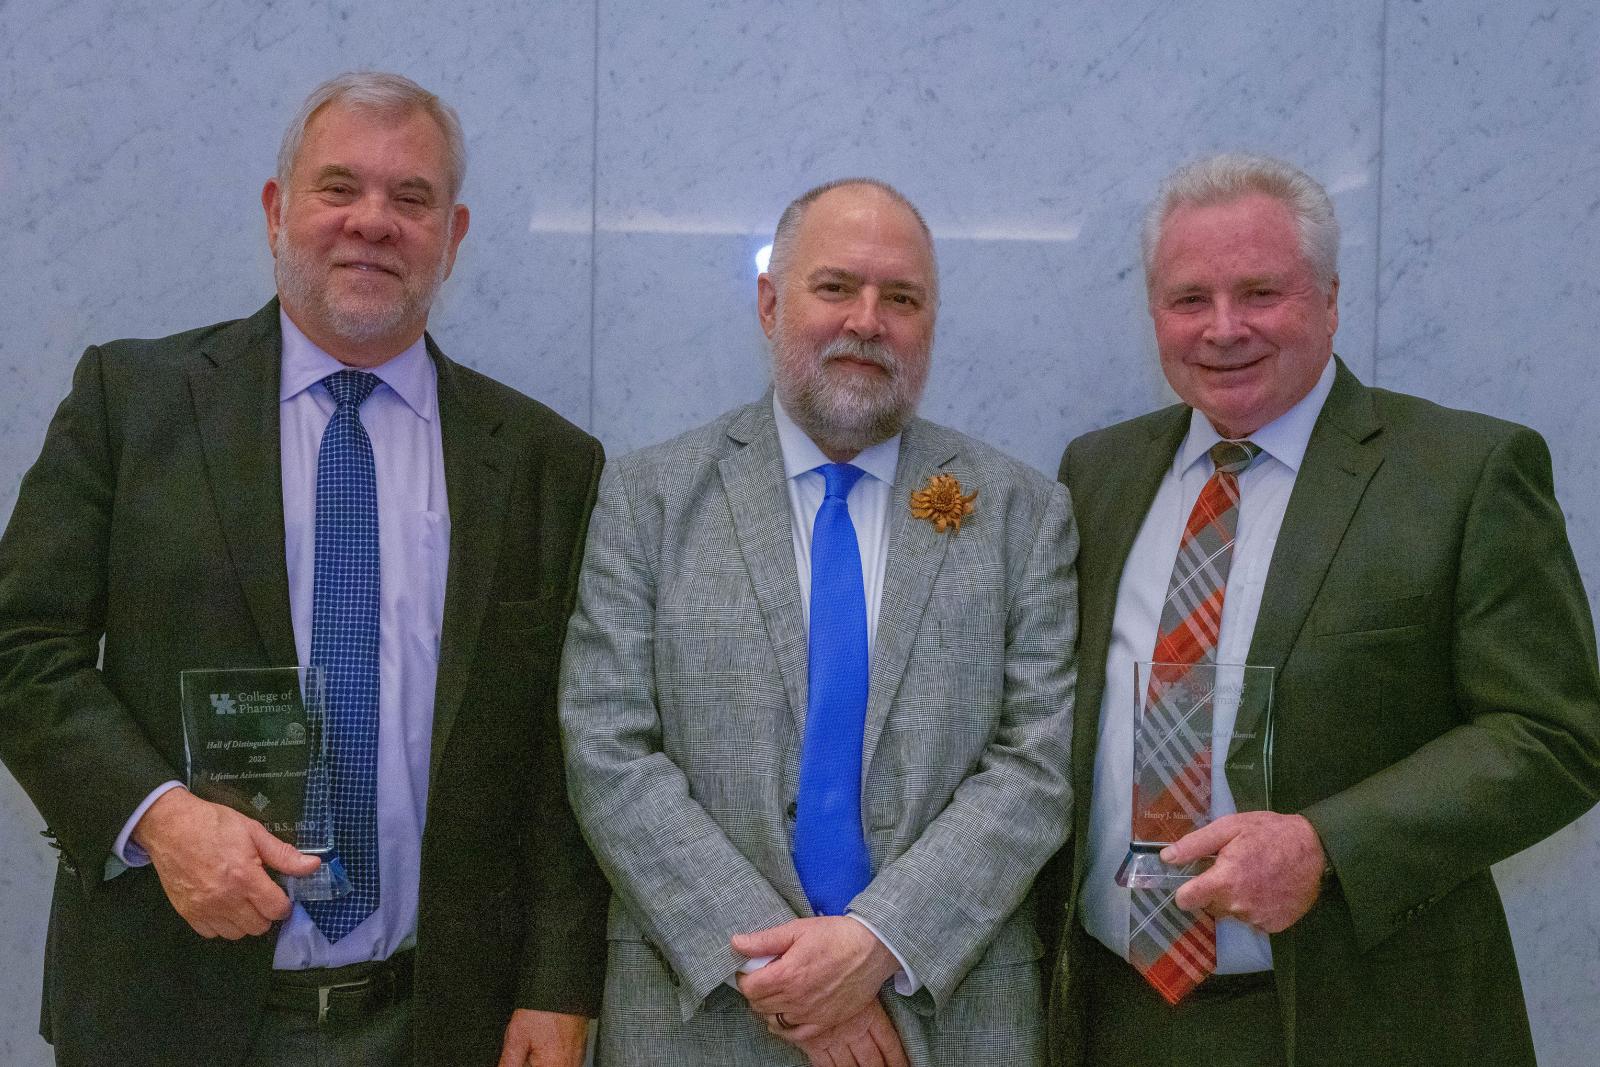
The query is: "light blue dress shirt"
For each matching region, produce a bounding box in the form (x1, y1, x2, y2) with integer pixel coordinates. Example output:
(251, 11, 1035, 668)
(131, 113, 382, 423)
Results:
(114, 310, 449, 970)
(1082, 357, 1336, 974)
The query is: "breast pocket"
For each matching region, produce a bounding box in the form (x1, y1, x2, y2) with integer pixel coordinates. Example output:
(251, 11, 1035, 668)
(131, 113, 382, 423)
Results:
(1312, 593, 1430, 638)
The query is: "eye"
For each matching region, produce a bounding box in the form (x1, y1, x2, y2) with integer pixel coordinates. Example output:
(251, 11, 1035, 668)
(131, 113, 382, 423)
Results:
(887, 292, 919, 307)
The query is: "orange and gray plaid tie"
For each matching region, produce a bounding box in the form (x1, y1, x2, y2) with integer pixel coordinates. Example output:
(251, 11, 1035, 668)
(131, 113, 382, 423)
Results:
(1128, 439, 1261, 1004)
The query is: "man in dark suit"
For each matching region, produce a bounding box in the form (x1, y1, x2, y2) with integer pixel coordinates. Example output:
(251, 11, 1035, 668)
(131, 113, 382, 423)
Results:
(0, 72, 605, 1066)
(1044, 153, 1600, 1066)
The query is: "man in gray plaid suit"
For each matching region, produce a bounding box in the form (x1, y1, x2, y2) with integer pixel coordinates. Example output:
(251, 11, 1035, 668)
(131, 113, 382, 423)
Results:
(558, 178, 1078, 1066)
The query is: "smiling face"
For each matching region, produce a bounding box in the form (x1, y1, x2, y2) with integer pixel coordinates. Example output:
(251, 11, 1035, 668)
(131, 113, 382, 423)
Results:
(758, 184, 936, 460)
(262, 102, 469, 366)
(1148, 192, 1338, 438)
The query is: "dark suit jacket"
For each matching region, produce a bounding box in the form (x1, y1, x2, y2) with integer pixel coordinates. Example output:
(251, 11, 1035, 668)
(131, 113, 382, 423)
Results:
(1043, 358, 1600, 1066)
(0, 300, 609, 1066)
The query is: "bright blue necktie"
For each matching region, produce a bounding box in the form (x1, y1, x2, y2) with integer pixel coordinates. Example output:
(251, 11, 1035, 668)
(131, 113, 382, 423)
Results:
(793, 462, 873, 916)
(302, 370, 382, 942)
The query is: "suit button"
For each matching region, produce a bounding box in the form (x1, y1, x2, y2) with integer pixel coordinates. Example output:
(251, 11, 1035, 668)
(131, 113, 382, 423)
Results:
(785, 801, 797, 820)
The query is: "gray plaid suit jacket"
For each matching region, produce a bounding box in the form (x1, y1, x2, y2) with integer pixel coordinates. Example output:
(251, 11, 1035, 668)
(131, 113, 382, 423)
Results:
(559, 397, 1078, 1065)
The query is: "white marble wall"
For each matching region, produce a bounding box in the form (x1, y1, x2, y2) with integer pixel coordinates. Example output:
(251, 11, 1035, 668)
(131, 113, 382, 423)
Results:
(0, 1, 1594, 1063)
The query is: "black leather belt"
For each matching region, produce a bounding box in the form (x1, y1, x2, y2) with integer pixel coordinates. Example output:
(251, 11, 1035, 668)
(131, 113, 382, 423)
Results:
(267, 949, 415, 1024)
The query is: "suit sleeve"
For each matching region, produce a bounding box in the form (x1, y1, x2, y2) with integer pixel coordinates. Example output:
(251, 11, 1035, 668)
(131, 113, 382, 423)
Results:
(0, 346, 178, 882)
(516, 434, 612, 1014)
(1302, 426, 1600, 950)
(558, 462, 798, 1019)
(847, 481, 1079, 1008)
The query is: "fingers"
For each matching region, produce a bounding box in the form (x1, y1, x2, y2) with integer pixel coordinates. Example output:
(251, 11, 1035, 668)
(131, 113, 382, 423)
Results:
(781, 1021, 826, 1043)
(732, 919, 803, 960)
(1172, 866, 1224, 913)
(845, 1035, 885, 1067)
(866, 1008, 908, 1067)
(253, 822, 322, 877)
(1160, 814, 1244, 865)
(243, 865, 296, 923)
(739, 964, 788, 1008)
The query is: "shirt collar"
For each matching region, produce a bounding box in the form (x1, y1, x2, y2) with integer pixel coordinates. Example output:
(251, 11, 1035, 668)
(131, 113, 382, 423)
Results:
(772, 393, 901, 487)
(277, 308, 436, 421)
(1177, 355, 1337, 476)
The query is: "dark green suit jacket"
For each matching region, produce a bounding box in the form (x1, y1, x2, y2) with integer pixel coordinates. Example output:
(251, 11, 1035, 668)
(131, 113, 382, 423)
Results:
(1044, 358, 1600, 1066)
(0, 301, 609, 1065)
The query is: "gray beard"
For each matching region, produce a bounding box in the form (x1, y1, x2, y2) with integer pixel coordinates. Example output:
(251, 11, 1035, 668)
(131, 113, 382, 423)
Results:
(273, 229, 448, 349)
(772, 333, 926, 456)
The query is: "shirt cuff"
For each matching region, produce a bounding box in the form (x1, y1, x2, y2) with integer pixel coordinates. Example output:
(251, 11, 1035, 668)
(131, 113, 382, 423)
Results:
(847, 913, 919, 995)
(724, 951, 775, 990)
(112, 781, 185, 873)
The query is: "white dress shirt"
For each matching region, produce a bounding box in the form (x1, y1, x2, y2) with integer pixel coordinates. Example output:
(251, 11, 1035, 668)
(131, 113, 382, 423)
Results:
(114, 311, 449, 970)
(1081, 357, 1335, 974)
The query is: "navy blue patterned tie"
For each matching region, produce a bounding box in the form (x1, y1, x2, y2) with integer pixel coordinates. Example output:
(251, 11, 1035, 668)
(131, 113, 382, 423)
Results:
(793, 462, 873, 915)
(302, 370, 382, 942)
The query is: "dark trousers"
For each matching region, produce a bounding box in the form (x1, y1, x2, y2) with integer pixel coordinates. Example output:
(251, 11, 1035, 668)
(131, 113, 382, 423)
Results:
(243, 957, 414, 1067)
(1082, 934, 1287, 1067)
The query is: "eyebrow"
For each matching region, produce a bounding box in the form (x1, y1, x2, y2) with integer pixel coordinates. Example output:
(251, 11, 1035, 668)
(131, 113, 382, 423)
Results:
(805, 266, 929, 298)
(311, 165, 358, 185)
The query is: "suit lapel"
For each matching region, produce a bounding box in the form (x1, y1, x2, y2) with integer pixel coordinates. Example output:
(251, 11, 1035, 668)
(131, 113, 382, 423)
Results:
(429, 343, 513, 783)
(860, 420, 954, 774)
(1230, 360, 1384, 792)
(187, 301, 297, 667)
(718, 402, 810, 731)
(1069, 410, 1187, 863)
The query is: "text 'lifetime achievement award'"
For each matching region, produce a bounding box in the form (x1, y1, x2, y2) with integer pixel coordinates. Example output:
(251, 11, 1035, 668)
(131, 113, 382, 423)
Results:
(1117, 660, 1275, 888)
(179, 666, 350, 901)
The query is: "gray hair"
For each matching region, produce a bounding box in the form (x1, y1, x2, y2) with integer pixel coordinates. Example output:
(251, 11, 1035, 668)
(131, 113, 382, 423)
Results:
(276, 71, 467, 203)
(1141, 153, 1339, 292)
(768, 177, 939, 306)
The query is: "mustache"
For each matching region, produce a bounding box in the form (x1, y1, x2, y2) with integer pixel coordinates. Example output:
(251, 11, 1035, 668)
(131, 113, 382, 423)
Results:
(819, 337, 898, 374)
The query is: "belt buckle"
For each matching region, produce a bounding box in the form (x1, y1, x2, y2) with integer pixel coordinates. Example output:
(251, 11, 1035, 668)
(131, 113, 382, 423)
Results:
(316, 976, 374, 1024)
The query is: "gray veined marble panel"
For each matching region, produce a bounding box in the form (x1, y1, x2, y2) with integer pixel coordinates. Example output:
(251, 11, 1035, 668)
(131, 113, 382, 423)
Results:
(591, 0, 1383, 474)
(1377, 1, 1600, 611)
(0, 1, 598, 524)
(1378, 5, 1600, 1066)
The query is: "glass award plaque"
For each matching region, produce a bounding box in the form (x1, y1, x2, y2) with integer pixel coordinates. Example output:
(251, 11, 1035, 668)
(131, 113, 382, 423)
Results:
(178, 666, 349, 901)
(1116, 660, 1275, 888)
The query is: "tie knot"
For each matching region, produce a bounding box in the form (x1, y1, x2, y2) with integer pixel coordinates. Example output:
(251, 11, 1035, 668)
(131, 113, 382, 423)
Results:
(818, 463, 866, 501)
(323, 369, 380, 409)
(1208, 440, 1261, 476)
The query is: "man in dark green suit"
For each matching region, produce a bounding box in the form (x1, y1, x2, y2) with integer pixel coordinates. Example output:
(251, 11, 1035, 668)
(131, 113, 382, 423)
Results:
(1044, 153, 1600, 1066)
(0, 73, 606, 1066)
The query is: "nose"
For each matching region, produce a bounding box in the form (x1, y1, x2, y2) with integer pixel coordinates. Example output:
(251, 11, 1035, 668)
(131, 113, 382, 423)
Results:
(1202, 296, 1247, 345)
(344, 192, 399, 243)
(843, 287, 884, 340)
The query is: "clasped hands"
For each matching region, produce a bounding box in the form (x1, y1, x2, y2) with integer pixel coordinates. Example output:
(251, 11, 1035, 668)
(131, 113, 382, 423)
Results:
(733, 916, 908, 1067)
(1161, 810, 1328, 934)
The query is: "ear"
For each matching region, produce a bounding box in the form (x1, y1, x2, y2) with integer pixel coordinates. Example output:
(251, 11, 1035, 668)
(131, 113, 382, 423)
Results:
(441, 203, 471, 279)
(262, 179, 283, 257)
(1325, 274, 1340, 338)
(757, 273, 778, 339)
